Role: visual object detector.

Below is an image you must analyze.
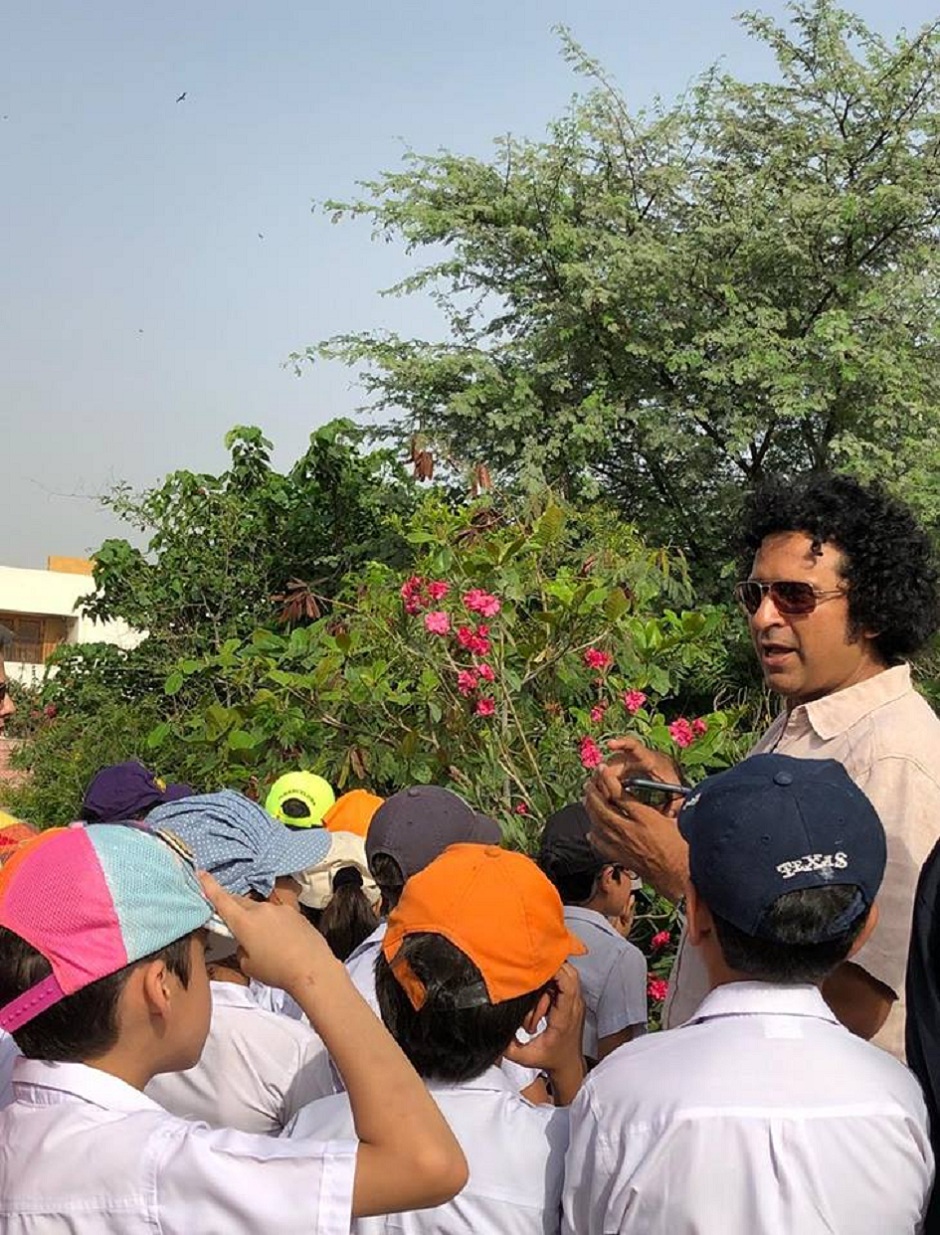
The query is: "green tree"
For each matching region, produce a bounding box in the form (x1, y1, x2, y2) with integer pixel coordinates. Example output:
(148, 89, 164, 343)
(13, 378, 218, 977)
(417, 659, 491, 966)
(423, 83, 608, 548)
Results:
(82, 421, 417, 662)
(300, 2, 940, 565)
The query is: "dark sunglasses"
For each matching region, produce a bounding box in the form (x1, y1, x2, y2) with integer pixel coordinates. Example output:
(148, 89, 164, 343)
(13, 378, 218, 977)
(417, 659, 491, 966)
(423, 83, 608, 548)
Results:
(733, 579, 846, 617)
(0, 682, 9, 703)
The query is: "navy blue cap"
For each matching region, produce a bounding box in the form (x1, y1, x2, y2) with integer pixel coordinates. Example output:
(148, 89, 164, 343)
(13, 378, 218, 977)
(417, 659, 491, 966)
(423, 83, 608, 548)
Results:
(678, 754, 886, 942)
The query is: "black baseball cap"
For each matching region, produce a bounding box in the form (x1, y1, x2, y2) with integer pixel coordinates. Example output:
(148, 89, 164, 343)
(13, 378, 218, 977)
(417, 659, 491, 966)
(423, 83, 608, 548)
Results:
(537, 803, 602, 880)
(365, 786, 501, 880)
(679, 754, 886, 942)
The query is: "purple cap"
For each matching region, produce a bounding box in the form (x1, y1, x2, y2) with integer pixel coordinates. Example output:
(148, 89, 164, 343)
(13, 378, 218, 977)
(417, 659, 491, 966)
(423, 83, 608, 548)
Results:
(366, 786, 502, 881)
(81, 761, 195, 823)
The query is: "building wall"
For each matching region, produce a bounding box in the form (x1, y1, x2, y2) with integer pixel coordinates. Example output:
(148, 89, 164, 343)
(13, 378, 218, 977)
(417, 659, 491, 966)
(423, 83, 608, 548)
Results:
(0, 559, 141, 685)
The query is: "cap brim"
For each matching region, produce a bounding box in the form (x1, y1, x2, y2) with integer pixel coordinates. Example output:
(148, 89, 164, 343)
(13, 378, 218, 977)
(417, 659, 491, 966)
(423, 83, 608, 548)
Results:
(565, 929, 589, 959)
(268, 826, 333, 880)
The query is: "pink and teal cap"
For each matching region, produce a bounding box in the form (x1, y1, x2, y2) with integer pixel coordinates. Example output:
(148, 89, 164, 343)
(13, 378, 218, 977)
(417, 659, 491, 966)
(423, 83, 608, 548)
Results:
(0, 824, 214, 1033)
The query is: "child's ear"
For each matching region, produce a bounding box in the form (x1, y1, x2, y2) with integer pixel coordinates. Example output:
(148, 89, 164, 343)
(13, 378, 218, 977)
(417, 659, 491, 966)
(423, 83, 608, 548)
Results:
(140, 958, 174, 1018)
(523, 989, 553, 1034)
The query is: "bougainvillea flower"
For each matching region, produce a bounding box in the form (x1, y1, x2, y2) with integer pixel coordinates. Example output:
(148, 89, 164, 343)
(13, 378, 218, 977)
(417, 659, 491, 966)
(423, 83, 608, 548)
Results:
(583, 647, 614, 672)
(647, 977, 670, 1001)
(668, 718, 695, 748)
(456, 669, 478, 697)
(579, 736, 604, 769)
(463, 588, 501, 618)
(475, 696, 496, 717)
(623, 689, 648, 715)
(424, 611, 451, 636)
(651, 930, 671, 950)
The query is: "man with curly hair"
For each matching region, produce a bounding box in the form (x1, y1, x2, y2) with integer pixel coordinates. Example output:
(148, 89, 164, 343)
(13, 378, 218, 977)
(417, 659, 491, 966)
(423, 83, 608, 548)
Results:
(586, 473, 940, 1061)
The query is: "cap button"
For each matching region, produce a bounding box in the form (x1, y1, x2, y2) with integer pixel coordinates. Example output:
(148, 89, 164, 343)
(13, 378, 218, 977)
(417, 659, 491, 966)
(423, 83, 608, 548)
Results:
(406, 787, 421, 798)
(773, 771, 793, 786)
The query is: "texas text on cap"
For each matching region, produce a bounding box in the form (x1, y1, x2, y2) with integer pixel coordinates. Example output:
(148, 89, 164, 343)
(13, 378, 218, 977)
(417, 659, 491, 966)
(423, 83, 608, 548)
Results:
(366, 785, 501, 881)
(383, 843, 587, 1010)
(81, 761, 195, 823)
(147, 789, 331, 898)
(0, 825, 214, 1033)
(678, 753, 886, 942)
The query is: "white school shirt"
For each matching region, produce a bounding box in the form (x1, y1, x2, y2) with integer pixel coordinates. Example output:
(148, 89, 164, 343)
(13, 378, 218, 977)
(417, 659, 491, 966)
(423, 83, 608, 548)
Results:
(562, 981, 933, 1235)
(287, 1063, 568, 1234)
(0, 1057, 357, 1235)
(250, 978, 308, 1023)
(344, 920, 387, 1014)
(563, 907, 647, 1058)
(0, 1029, 18, 1109)
(146, 980, 336, 1134)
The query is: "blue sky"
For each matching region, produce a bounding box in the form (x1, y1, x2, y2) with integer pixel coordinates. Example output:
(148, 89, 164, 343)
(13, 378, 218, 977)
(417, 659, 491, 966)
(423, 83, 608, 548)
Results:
(4, 1, 936, 566)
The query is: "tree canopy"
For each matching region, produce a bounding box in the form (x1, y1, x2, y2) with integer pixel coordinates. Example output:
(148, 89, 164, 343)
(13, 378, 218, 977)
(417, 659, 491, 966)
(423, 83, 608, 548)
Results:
(302, 2, 940, 566)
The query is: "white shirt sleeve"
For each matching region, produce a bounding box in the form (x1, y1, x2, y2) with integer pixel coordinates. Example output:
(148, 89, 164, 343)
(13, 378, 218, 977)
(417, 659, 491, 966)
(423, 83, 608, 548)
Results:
(595, 944, 647, 1042)
(562, 1081, 624, 1234)
(155, 1119, 357, 1235)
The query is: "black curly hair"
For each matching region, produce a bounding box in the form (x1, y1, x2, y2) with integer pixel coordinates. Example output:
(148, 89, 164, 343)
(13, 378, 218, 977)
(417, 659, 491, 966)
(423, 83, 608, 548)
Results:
(740, 473, 939, 665)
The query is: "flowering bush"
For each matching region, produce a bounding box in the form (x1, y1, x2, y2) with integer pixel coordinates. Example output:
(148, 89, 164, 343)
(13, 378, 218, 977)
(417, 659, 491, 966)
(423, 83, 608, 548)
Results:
(151, 493, 752, 857)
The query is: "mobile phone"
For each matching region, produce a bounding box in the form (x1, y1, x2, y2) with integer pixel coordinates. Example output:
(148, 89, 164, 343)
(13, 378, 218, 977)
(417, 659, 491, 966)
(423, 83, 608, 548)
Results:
(622, 777, 691, 807)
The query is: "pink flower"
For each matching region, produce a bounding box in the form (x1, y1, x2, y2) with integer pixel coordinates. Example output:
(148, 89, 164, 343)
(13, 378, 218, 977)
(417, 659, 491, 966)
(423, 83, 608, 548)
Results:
(623, 689, 648, 715)
(583, 647, 614, 672)
(692, 717, 708, 737)
(475, 696, 496, 717)
(579, 736, 604, 770)
(458, 624, 492, 657)
(651, 930, 671, 950)
(401, 575, 427, 614)
(44, 703, 58, 720)
(514, 801, 529, 815)
(426, 580, 450, 601)
(647, 977, 669, 1002)
(424, 611, 451, 636)
(456, 669, 478, 697)
(477, 663, 496, 682)
(668, 718, 695, 748)
(590, 703, 607, 724)
(463, 589, 501, 618)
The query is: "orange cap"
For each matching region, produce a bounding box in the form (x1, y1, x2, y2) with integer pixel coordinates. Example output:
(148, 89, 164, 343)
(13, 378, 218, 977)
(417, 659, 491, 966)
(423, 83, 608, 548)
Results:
(383, 843, 587, 1010)
(323, 790, 385, 838)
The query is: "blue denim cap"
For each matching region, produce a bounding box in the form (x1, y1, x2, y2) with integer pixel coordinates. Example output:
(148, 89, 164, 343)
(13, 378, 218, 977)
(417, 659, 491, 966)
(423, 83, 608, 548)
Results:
(678, 754, 886, 942)
(147, 789, 332, 898)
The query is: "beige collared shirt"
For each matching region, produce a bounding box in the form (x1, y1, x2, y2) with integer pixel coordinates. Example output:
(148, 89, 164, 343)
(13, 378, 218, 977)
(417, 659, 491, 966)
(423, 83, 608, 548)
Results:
(664, 663, 940, 1060)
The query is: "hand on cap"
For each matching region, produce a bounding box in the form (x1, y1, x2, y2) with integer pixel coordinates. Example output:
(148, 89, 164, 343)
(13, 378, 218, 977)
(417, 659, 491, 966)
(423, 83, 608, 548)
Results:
(199, 871, 339, 993)
(504, 963, 586, 1101)
(583, 776, 688, 904)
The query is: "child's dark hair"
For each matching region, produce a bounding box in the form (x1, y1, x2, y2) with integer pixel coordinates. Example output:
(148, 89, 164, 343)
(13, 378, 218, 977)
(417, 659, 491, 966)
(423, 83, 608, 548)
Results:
(375, 933, 546, 1083)
(0, 925, 194, 1062)
(710, 885, 869, 985)
(318, 868, 380, 961)
(370, 852, 406, 915)
(741, 473, 939, 664)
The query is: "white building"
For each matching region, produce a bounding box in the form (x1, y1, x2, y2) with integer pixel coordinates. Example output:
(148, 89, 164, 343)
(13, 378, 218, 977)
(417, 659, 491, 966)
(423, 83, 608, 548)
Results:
(0, 557, 141, 685)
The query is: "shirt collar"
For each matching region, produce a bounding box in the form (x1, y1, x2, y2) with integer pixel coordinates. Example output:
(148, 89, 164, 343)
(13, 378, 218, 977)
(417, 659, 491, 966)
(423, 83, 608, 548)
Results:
(792, 664, 911, 742)
(684, 981, 839, 1027)
(210, 979, 258, 1009)
(12, 1058, 166, 1114)
(425, 1063, 513, 1097)
(564, 905, 619, 938)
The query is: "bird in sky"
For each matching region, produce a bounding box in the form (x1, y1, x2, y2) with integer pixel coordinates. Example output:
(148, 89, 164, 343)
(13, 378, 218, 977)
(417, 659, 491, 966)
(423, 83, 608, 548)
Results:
(176, 91, 187, 103)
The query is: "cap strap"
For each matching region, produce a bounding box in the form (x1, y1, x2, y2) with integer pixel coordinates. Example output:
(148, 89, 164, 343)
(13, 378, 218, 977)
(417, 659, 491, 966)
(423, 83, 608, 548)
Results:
(0, 974, 65, 1033)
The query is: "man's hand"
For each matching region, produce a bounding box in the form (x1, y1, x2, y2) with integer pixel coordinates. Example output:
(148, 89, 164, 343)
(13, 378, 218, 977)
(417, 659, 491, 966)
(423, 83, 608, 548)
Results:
(504, 963, 586, 1105)
(583, 737, 690, 903)
(199, 870, 340, 994)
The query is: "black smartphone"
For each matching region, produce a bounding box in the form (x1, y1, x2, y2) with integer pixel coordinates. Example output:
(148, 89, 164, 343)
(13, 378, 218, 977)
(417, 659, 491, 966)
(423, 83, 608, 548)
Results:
(622, 777, 691, 807)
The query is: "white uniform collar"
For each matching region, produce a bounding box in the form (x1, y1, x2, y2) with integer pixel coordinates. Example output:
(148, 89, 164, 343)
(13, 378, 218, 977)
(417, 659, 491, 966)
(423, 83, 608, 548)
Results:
(210, 979, 260, 1009)
(12, 1057, 165, 1114)
(684, 981, 839, 1027)
(425, 1063, 513, 1096)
